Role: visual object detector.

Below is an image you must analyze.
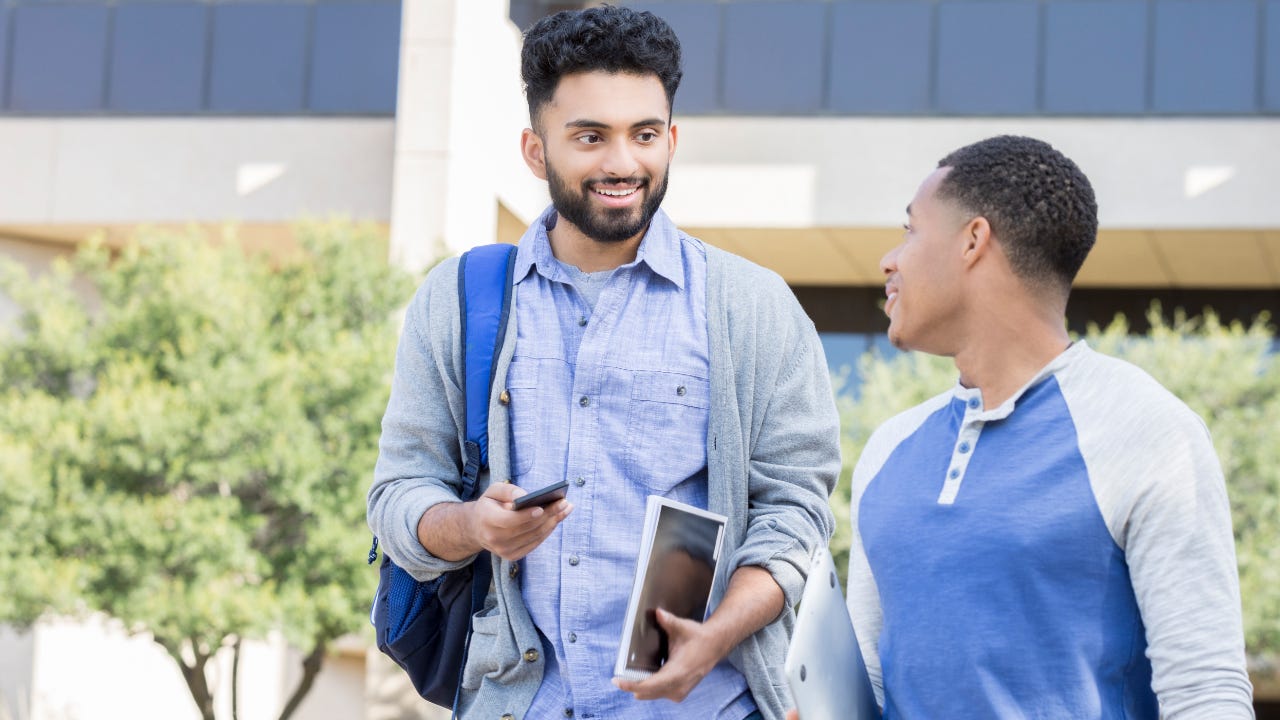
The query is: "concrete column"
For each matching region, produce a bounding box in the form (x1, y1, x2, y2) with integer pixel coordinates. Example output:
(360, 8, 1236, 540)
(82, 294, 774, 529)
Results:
(389, 0, 530, 273)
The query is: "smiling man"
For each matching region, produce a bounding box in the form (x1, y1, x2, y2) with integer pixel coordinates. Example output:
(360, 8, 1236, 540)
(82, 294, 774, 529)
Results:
(367, 6, 841, 720)
(841, 135, 1254, 719)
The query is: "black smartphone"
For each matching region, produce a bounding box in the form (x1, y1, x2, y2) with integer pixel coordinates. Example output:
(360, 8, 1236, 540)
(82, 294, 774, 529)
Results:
(511, 479, 570, 511)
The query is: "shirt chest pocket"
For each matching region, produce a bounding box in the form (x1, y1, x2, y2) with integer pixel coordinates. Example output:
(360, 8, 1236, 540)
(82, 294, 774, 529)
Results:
(625, 371, 710, 493)
(505, 360, 539, 478)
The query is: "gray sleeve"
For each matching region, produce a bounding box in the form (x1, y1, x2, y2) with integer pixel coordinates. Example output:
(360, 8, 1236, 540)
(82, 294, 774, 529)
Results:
(366, 260, 477, 582)
(1065, 360, 1255, 719)
(722, 273, 842, 610)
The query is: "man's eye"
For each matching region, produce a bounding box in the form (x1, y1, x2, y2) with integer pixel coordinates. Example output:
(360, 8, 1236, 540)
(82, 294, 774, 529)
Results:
(578, 134, 603, 144)
(636, 131, 658, 143)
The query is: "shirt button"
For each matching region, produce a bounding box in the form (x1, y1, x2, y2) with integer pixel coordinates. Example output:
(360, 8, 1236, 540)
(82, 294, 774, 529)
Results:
(502, 715, 515, 720)
(564, 709, 575, 718)
(578, 316, 588, 327)
(579, 396, 590, 407)
(508, 563, 520, 579)
(568, 632, 577, 643)
(568, 555, 580, 566)
(949, 468, 961, 480)
(575, 476, 586, 487)
(967, 397, 980, 409)
(523, 649, 539, 663)
(499, 390, 511, 405)
(958, 442, 971, 454)
(676, 385, 686, 396)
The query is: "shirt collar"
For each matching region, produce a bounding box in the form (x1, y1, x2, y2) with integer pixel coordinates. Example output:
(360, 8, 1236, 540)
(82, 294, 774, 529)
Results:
(511, 205, 686, 289)
(952, 340, 1089, 421)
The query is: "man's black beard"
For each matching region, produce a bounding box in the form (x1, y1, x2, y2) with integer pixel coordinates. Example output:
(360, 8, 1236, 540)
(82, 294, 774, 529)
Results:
(546, 161, 669, 244)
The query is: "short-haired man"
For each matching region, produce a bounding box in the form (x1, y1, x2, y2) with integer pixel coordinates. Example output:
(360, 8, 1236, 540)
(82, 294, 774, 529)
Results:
(842, 135, 1254, 718)
(368, 6, 840, 719)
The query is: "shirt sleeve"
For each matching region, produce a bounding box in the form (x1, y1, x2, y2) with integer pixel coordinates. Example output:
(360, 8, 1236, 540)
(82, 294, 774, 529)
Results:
(1067, 361, 1255, 719)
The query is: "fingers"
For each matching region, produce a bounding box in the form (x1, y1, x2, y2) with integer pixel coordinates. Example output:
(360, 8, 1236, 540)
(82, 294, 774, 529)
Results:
(472, 491, 572, 561)
(612, 609, 711, 702)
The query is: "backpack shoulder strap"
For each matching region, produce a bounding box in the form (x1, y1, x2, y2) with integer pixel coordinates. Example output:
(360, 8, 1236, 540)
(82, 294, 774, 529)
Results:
(457, 243, 518, 501)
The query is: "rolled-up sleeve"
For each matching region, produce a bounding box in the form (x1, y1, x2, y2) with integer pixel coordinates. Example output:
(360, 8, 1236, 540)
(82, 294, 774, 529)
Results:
(367, 261, 476, 582)
(728, 313, 841, 608)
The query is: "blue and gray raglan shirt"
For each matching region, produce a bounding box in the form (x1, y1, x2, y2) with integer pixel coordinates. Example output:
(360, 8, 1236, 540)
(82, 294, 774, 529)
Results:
(846, 341, 1255, 719)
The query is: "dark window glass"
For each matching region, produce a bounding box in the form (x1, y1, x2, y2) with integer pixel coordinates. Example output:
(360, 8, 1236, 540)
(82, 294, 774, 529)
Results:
(828, 0, 932, 115)
(627, 1, 721, 115)
(1043, 0, 1146, 114)
(723, 1, 825, 114)
(936, 0, 1038, 114)
(1152, 0, 1257, 113)
(209, 3, 309, 113)
(309, 1, 401, 114)
(9, 5, 109, 113)
(109, 3, 207, 113)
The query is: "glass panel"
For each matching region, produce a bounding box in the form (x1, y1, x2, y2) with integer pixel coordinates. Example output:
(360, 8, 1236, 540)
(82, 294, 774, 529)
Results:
(9, 5, 109, 113)
(109, 3, 207, 113)
(209, 3, 309, 113)
(309, 0, 401, 114)
(723, 1, 825, 114)
(1044, 0, 1146, 114)
(936, 0, 1038, 114)
(829, 0, 932, 115)
(1152, 0, 1257, 113)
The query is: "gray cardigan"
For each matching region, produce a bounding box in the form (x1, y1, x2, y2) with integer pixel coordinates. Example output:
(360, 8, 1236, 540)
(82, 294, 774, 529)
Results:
(368, 242, 841, 720)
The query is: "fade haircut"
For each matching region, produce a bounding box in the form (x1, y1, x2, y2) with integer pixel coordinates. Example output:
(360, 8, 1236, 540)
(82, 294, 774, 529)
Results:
(520, 5, 683, 130)
(936, 135, 1098, 292)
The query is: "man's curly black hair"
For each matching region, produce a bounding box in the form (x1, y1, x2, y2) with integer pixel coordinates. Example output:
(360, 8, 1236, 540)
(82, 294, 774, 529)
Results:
(936, 135, 1098, 292)
(521, 5, 683, 129)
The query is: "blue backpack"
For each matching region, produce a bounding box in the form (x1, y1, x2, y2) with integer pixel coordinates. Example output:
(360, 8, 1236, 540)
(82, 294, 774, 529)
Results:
(368, 243, 518, 712)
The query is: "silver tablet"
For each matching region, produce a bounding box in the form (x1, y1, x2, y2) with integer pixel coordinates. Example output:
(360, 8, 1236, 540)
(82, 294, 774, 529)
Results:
(784, 547, 880, 720)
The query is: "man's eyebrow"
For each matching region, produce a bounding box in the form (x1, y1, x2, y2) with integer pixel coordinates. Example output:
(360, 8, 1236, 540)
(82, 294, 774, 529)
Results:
(563, 118, 668, 130)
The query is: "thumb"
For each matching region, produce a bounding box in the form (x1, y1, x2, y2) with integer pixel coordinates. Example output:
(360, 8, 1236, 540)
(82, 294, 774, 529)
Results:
(482, 482, 522, 503)
(654, 607, 696, 635)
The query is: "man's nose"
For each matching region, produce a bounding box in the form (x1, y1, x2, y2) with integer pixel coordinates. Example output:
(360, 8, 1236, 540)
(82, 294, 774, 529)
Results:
(880, 245, 901, 277)
(601, 142, 640, 178)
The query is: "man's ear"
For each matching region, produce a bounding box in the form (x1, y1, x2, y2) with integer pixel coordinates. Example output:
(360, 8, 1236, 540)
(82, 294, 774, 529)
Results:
(668, 122, 678, 163)
(521, 128, 547, 180)
(961, 215, 994, 269)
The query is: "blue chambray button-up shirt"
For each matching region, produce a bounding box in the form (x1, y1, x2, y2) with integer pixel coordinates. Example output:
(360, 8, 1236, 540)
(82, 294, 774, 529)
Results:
(508, 207, 755, 720)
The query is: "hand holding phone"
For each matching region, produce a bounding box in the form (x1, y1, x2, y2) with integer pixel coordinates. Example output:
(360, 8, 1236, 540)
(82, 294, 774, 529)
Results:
(511, 479, 570, 511)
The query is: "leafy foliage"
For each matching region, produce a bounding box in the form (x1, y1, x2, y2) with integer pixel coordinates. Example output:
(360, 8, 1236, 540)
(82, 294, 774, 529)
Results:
(0, 222, 415, 719)
(830, 306, 1280, 662)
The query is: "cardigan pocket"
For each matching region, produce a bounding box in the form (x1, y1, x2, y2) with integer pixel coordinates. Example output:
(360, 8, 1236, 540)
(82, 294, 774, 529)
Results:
(460, 601, 521, 690)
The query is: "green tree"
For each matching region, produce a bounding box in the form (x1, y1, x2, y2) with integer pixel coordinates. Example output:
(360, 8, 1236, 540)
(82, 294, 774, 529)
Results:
(831, 306, 1280, 664)
(0, 223, 416, 720)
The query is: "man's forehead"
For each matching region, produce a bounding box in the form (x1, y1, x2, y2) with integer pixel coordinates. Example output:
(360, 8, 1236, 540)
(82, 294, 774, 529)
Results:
(542, 70, 669, 124)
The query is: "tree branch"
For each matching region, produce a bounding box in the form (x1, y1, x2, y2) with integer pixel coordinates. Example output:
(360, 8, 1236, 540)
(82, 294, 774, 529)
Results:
(277, 638, 327, 720)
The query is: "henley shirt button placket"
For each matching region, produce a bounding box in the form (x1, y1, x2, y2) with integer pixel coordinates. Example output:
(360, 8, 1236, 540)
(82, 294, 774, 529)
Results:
(958, 441, 971, 454)
(967, 396, 981, 410)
